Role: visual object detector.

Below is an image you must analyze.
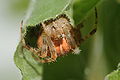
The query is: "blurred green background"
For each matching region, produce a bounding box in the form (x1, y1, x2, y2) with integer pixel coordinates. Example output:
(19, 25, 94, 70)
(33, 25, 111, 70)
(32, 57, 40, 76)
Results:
(0, 0, 120, 80)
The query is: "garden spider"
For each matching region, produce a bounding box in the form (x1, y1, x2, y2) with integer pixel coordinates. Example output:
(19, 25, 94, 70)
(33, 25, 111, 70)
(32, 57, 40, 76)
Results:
(21, 8, 97, 63)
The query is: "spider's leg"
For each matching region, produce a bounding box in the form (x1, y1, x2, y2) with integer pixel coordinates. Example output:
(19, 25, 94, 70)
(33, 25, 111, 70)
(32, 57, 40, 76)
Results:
(30, 53, 44, 63)
(30, 52, 45, 63)
(41, 57, 56, 63)
(20, 20, 27, 47)
(38, 33, 48, 58)
(31, 48, 56, 63)
(20, 20, 24, 40)
(76, 21, 84, 30)
(37, 32, 57, 61)
(39, 23, 57, 62)
(30, 48, 56, 63)
(25, 46, 55, 63)
(33, 56, 55, 63)
(95, 7, 98, 25)
(80, 27, 97, 42)
(80, 7, 98, 42)
(62, 28, 81, 54)
(23, 45, 40, 55)
(63, 27, 77, 49)
(46, 36, 57, 61)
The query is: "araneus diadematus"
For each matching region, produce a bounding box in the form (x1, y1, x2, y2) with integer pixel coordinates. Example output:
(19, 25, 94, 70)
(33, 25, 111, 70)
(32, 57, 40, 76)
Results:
(21, 8, 97, 63)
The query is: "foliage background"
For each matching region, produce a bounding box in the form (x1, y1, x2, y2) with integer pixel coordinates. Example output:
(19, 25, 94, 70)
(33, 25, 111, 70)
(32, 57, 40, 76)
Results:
(0, 0, 120, 80)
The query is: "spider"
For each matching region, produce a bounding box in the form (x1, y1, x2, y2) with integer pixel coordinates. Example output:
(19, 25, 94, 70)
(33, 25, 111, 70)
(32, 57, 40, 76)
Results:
(21, 8, 98, 63)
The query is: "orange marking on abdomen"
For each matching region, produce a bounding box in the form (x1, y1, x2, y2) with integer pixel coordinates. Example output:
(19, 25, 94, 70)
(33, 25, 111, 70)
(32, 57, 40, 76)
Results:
(62, 38, 70, 52)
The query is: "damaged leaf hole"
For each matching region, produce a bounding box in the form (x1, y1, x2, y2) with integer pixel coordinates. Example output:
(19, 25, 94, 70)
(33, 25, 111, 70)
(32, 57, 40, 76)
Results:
(22, 10, 97, 63)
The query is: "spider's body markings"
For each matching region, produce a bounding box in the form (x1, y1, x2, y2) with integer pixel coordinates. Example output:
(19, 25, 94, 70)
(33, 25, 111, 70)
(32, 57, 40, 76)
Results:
(21, 8, 98, 63)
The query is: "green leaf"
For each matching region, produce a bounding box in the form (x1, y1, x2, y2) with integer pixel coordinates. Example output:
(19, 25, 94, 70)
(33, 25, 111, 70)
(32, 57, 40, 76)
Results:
(25, 0, 72, 26)
(105, 64, 120, 80)
(14, 42, 43, 80)
(14, 0, 100, 80)
(73, 0, 100, 25)
(98, 0, 120, 71)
